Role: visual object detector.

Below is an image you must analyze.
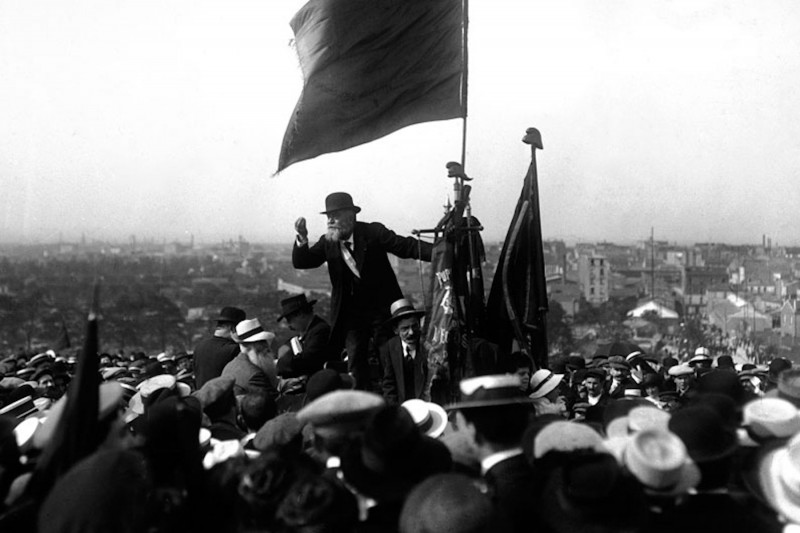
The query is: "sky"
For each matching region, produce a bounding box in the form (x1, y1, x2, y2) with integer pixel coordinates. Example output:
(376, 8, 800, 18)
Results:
(2, 0, 800, 247)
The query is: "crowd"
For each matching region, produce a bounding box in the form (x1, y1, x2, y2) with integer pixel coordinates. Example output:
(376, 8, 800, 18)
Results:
(0, 302, 798, 532)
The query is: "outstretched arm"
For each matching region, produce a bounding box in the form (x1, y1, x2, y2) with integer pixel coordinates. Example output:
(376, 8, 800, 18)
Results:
(372, 222, 433, 262)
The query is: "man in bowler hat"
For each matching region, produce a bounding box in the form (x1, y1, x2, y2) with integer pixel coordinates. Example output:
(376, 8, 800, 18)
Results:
(193, 306, 246, 389)
(293, 192, 432, 390)
(380, 298, 428, 404)
(275, 293, 331, 380)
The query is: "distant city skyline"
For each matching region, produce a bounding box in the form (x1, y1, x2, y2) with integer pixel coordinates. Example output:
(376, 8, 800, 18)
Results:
(3, 1, 800, 247)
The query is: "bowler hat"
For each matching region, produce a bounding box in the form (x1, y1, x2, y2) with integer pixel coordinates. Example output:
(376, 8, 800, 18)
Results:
(277, 294, 317, 321)
(321, 192, 361, 215)
(340, 405, 452, 501)
(216, 306, 246, 325)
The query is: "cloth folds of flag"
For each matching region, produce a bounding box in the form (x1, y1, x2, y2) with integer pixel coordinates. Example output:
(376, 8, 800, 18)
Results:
(278, 0, 465, 171)
(486, 157, 549, 368)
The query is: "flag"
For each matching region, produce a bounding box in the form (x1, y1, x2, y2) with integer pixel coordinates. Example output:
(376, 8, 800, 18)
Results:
(24, 285, 101, 504)
(278, 0, 466, 172)
(486, 144, 549, 368)
(53, 313, 71, 350)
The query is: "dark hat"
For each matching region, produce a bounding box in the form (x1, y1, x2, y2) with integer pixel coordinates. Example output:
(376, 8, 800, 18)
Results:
(639, 372, 663, 389)
(387, 298, 425, 324)
(216, 306, 246, 325)
(776, 368, 800, 408)
(340, 405, 452, 502)
(768, 358, 793, 384)
(668, 405, 738, 463)
(715, 355, 735, 370)
(193, 376, 236, 410)
(696, 370, 746, 406)
(253, 412, 304, 452)
(585, 368, 606, 380)
(566, 355, 586, 370)
(31, 365, 55, 382)
(446, 375, 534, 410)
(399, 473, 497, 533)
(661, 356, 678, 369)
(305, 369, 355, 403)
(277, 294, 317, 322)
(320, 192, 361, 214)
(539, 452, 648, 532)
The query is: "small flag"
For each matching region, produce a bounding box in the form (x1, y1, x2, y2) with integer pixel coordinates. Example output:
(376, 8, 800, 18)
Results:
(278, 0, 466, 172)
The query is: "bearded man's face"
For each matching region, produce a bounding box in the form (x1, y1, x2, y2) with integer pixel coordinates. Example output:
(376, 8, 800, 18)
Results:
(325, 209, 356, 242)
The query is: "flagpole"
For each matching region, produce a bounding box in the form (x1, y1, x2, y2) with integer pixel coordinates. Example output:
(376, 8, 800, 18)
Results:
(460, 0, 469, 168)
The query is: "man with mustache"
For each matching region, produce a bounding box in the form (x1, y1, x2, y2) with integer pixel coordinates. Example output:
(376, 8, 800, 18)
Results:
(293, 192, 432, 390)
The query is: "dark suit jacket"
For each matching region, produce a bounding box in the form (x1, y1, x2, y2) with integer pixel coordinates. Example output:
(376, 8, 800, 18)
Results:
(379, 336, 427, 404)
(484, 453, 536, 533)
(193, 335, 240, 389)
(221, 353, 278, 402)
(276, 314, 332, 378)
(293, 221, 432, 344)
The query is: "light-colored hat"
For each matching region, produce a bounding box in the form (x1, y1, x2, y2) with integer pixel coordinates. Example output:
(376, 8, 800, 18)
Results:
(528, 369, 563, 400)
(387, 298, 426, 323)
(623, 429, 700, 496)
(668, 364, 693, 377)
(401, 399, 447, 439)
(606, 404, 671, 440)
(447, 375, 534, 410)
(297, 389, 385, 437)
(743, 398, 800, 439)
(533, 421, 606, 459)
(758, 432, 800, 524)
(694, 347, 710, 358)
(136, 374, 177, 398)
(232, 318, 276, 344)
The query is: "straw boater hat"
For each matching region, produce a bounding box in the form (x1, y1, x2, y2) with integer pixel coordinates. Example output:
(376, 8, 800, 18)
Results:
(668, 364, 693, 378)
(446, 375, 534, 410)
(742, 397, 800, 440)
(756, 432, 800, 524)
(297, 389, 385, 437)
(622, 429, 700, 496)
(232, 318, 276, 344)
(688, 347, 712, 366)
(401, 399, 448, 439)
(386, 298, 426, 324)
(528, 369, 564, 400)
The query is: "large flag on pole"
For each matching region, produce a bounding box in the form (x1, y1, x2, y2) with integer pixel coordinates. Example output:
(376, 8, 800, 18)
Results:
(486, 128, 549, 369)
(278, 0, 466, 172)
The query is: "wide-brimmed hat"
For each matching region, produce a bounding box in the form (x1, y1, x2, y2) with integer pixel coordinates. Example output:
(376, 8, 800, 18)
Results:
(668, 364, 693, 377)
(528, 369, 563, 400)
(605, 403, 671, 440)
(401, 399, 448, 439)
(743, 397, 800, 440)
(446, 375, 534, 410)
(340, 405, 451, 502)
(386, 298, 425, 324)
(297, 389, 384, 437)
(756, 432, 800, 524)
(320, 192, 361, 214)
(232, 318, 275, 344)
(277, 294, 318, 321)
(668, 405, 738, 463)
(216, 306, 246, 325)
(533, 421, 606, 459)
(622, 429, 700, 496)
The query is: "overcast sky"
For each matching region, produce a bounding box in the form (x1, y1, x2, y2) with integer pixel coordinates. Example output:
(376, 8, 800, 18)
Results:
(2, 0, 800, 247)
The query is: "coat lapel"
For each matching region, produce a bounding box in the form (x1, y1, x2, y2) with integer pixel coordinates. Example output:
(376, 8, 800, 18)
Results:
(352, 224, 367, 273)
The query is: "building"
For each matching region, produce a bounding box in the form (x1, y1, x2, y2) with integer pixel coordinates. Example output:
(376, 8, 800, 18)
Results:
(578, 255, 609, 305)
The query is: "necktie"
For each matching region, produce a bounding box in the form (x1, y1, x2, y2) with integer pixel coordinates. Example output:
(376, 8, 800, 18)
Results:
(340, 241, 360, 279)
(405, 346, 414, 364)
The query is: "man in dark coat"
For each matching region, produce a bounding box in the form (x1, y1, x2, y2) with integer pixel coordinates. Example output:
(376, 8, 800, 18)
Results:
(192, 306, 246, 389)
(379, 298, 428, 404)
(293, 192, 432, 390)
(275, 294, 331, 380)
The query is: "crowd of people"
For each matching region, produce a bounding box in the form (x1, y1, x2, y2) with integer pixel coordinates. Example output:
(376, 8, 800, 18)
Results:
(0, 303, 799, 532)
(0, 192, 798, 532)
